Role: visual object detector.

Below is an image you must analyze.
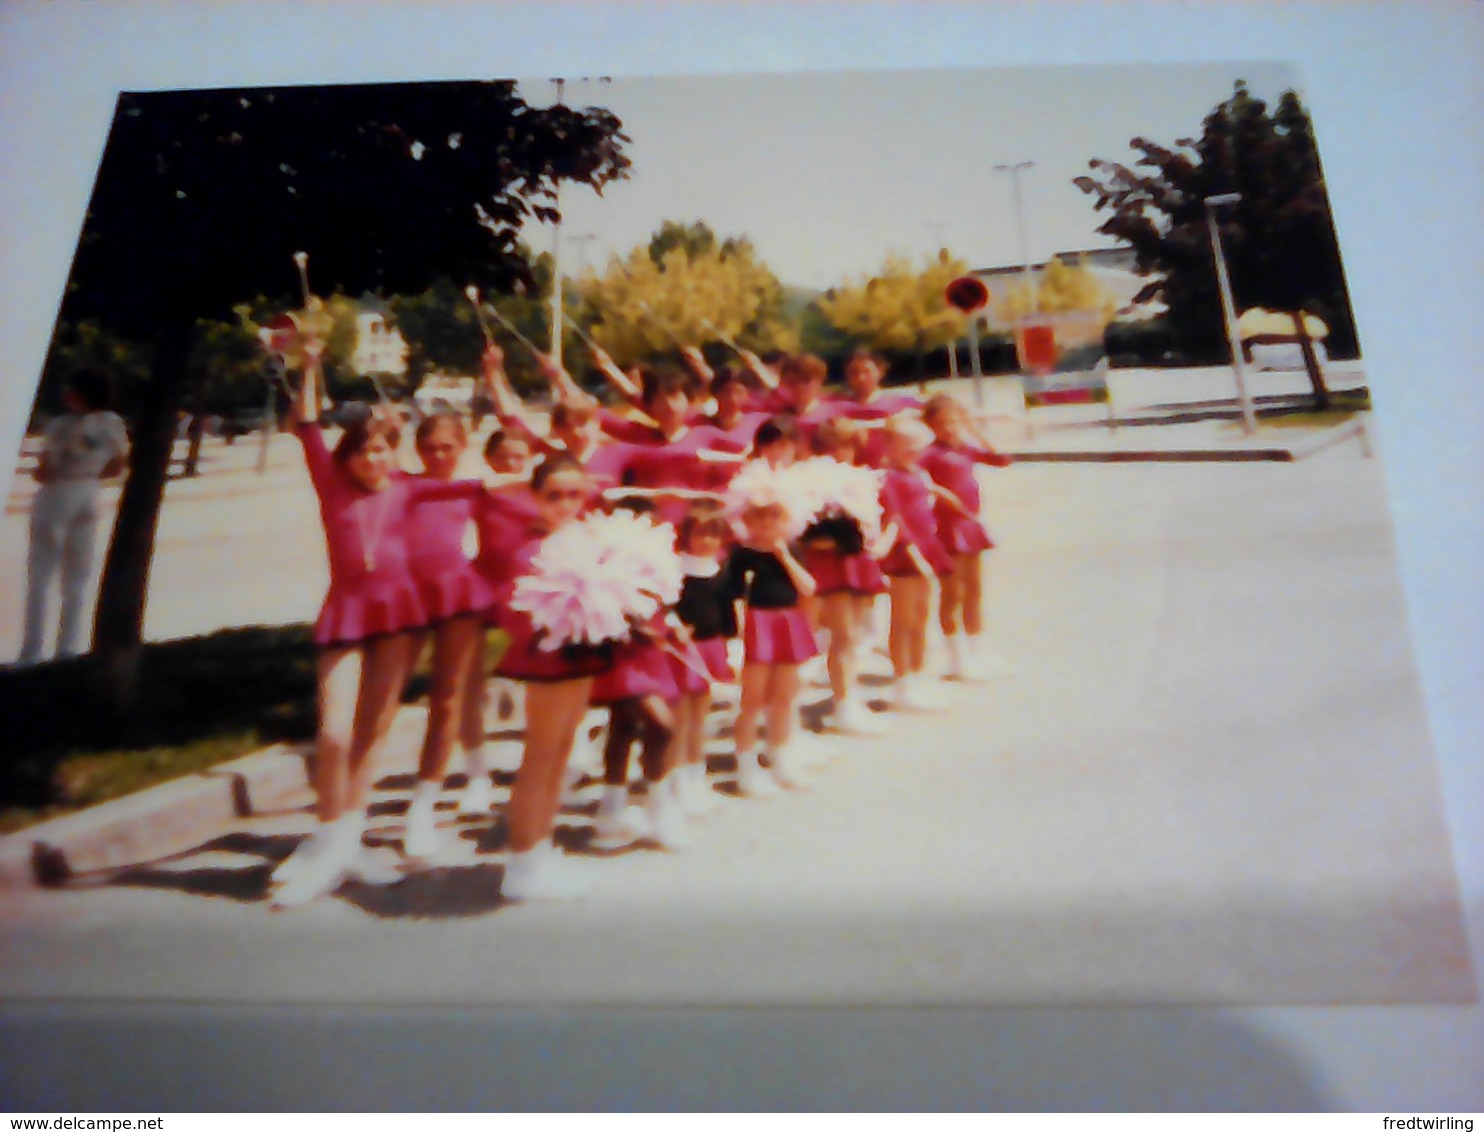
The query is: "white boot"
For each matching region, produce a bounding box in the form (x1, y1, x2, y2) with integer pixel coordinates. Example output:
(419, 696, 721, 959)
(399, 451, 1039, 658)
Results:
(270, 812, 363, 907)
(502, 843, 591, 902)
(767, 742, 813, 790)
(645, 776, 695, 850)
(832, 695, 883, 736)
(679, 762, 719, 816)
(459, 746, 496, 814)
(736, 747, 781, 798)
(403, 779, 445, 861)
(592, 784, 650, 849)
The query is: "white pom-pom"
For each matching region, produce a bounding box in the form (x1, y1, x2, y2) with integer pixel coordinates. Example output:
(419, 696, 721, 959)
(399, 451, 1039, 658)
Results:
(510, 510, 683, 650)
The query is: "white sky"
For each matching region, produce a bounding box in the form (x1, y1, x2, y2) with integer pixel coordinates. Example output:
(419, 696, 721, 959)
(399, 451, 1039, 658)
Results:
(519, 61, 1298, 290)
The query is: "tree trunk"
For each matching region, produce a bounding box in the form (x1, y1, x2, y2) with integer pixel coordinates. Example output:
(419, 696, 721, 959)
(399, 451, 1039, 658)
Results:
(92, 315, 197, 718)
(1292, 312, 1331, 411)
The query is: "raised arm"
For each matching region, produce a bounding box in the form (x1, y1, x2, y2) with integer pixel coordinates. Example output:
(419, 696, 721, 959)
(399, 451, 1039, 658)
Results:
(588, 344, 643, 406)
(679, 346, 715, 390)
(534, 350, 590, 407)
(736, 348, 779, 391)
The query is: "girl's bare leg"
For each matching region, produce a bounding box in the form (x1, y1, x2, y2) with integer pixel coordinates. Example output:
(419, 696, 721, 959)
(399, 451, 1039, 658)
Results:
(905, 576, 931, 675)
(888, 577, 913, 681)
(939, 564, 964, 639)
(507, 678, 593, 853)
(418, 615, 483, 782)
(346, 631, 421, 808)
(764, 663, 801, 752)
(961, 551, 985, 637)
(820, 593, 857, 704)
(312, 646, 361, 822)
(735, 662, 770, 756)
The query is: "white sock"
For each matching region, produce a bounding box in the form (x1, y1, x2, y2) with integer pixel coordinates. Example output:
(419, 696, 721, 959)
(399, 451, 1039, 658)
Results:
(464, 743, 489, 781)
(598, 784, 628, 821)
(411, 778, 439, 813)
(946, 633, 964, 674)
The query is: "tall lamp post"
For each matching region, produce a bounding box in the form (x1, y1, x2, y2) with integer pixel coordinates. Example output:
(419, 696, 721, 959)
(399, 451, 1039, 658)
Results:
(1204, 192, 1257, 435)
(993, 161, 1037, 290)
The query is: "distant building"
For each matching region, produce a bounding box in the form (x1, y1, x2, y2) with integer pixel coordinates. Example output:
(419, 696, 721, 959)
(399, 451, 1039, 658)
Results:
(352, 309, 409, 376)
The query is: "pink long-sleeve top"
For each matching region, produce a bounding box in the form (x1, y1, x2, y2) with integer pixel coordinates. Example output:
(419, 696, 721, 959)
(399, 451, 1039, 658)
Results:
(878, 465, 953, 577)
(919, 440, 1011, 516)
(296, 423, 481, 644)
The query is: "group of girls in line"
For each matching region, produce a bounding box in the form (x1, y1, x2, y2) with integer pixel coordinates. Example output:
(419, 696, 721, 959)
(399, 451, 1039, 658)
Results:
(269, 334, 1009, 908)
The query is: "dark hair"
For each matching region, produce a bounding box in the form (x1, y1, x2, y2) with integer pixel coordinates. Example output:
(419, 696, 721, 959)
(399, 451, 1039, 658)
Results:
(711, 366, 754, 396)
(483, 427, 530, 462)
(847, 347, 885, 371)
(811, 417, 861, 456)
(66, 367, 115, 412)
(530, 452, 585, 492)
(333, 410, 402, 463)
(611, 495, 658, 517)
(780, 354, 827, 386)
(640, 367, 692, 407)
(678, 499, 733, 549)
(751, 414, 800, 455)
(415, 411, 467, 448)
(551, 400, 596, 431)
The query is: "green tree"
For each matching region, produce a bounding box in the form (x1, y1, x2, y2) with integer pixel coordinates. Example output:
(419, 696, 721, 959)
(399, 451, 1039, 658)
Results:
(817, 250, 970, 379)
(1075, 80, 1356, 401)
(578, 225, 797, 366)
(58, 80, 629, 711)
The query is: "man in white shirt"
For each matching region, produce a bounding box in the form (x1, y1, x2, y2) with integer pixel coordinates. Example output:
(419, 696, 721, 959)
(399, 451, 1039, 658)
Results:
(19, 367, 130, 665)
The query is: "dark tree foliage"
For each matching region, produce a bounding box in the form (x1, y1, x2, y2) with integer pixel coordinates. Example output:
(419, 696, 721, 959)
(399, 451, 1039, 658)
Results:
(58, 80, 629, 712)
(1074, 82, 1357, 367)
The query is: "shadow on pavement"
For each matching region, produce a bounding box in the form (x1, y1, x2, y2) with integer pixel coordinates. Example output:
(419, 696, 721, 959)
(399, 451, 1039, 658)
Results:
(336, 863, 507, 919)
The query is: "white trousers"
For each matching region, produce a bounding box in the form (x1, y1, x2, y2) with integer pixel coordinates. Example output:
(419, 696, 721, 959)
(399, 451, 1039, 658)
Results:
(20, 480, 103, 665)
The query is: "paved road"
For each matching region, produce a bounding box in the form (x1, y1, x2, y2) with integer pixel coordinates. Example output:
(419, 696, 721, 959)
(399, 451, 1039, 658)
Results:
(0, 439, 1471, 1008)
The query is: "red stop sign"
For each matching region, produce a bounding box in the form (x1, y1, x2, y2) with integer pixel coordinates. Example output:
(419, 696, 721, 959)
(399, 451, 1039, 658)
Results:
(261, 314, 300, 356)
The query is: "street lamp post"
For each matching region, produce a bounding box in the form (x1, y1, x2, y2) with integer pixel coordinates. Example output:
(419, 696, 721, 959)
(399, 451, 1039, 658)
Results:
(1204, 192, 1257, 435)
(993, 161, 1037, 290)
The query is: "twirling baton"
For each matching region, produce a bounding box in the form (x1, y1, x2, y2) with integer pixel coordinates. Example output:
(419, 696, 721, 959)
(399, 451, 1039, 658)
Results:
(698, 316, 745, 358)
(482, 298, 546, 361)
(292, 251, 312, 309)
(463, 284, 497, 349)
(561, 310, 604, 354)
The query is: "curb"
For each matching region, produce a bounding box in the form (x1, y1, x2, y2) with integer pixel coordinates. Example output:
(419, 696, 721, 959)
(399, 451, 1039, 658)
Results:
(0, 742, 312, 891)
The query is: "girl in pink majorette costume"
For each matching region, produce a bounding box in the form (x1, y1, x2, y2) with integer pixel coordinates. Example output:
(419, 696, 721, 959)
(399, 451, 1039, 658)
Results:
(877, 414, 956, 715)
(799, 421, 893, 737)
(920, 395, 1013, 681)
(668, 501, 740, 818)
(723, 460, 820, 797)
(477, 455, 607, 901)
(400, 412, 501, 863)
(270, 347, 484, 908)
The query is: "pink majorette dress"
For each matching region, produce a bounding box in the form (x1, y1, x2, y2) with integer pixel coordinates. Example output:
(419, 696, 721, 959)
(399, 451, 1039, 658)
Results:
(828, 390, 922, 468)
(481, 523, 614, 684)
(297, 423, 480, 647)
(877, 466, 954, 578)
(406, 473, 495, 622)
(726, 545, 819, 666)
(920, 440, 1011, 555)
(589, 612, 683, 705)
(803, 543, 887, 597)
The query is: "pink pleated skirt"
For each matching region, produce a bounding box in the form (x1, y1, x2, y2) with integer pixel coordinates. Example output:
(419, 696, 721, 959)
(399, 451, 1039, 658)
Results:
(590, 637, 680, 705)
(879, 537, 954, 579)
(742, 607, 819, 666)
(492, 607, 612, 683)
(805, 546, 888, 596)
(934, 510, 995, 556)
(409, 555, 497, 622)
(669, 635, 735, 695)
(314, 575, 429, 647)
